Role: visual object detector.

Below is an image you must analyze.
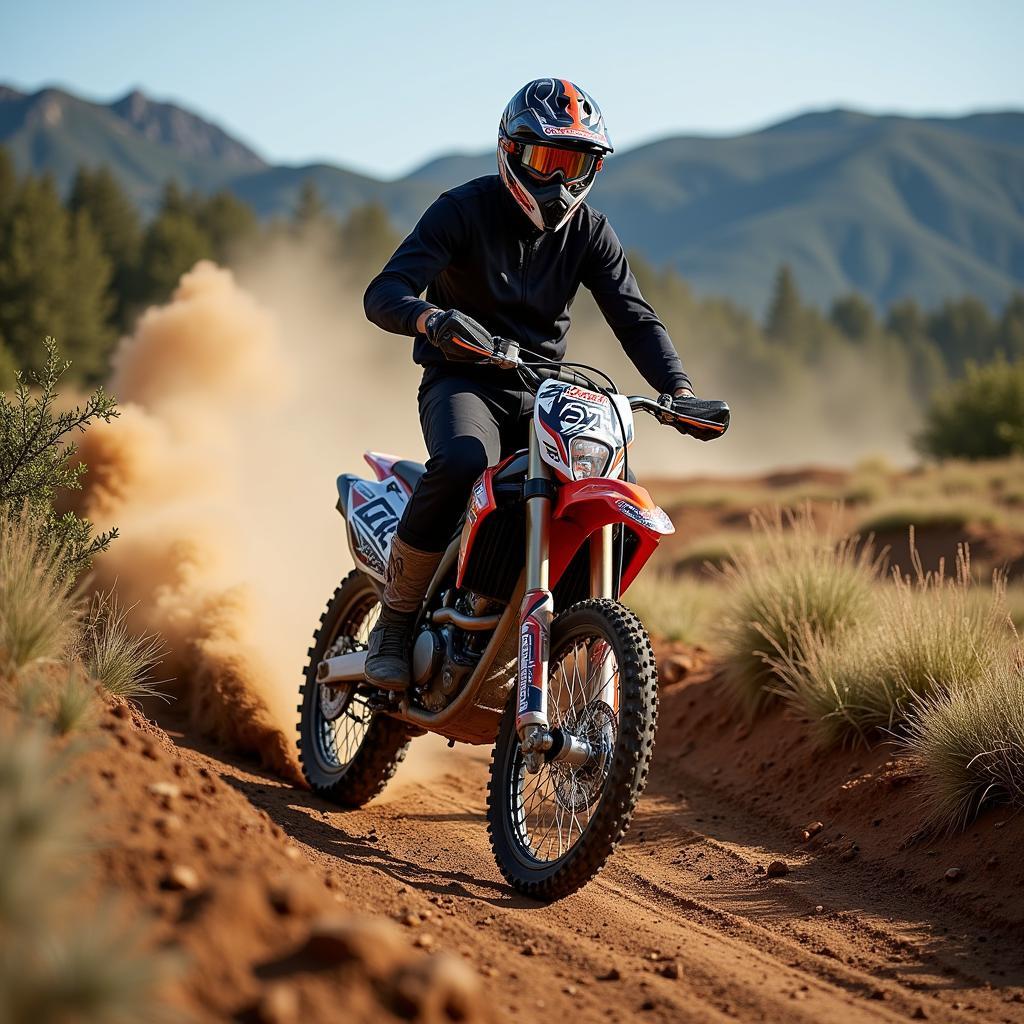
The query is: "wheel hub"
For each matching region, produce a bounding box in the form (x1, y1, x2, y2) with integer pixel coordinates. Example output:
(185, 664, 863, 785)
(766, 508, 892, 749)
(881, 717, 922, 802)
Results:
(319, 636, 358, 722)
(551, 699, 615, 810)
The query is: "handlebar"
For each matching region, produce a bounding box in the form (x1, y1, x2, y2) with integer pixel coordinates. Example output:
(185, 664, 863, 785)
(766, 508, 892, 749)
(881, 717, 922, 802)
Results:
(483, 336, 730, 441)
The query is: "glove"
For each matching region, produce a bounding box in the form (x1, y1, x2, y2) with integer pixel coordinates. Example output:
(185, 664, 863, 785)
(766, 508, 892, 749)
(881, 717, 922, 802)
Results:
(424, 309, 495, 363)
(657, 393, 731, 441)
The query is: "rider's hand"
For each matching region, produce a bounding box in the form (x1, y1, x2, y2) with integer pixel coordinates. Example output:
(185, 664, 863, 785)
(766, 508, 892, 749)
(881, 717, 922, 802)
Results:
(424, 309, 495, 363)
(659, 390, 730, 442)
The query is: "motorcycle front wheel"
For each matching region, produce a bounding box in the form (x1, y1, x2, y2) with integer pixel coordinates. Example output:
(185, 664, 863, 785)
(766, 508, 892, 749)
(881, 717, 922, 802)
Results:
(486, 598, 658, 901)
(297, 570, 415, 806)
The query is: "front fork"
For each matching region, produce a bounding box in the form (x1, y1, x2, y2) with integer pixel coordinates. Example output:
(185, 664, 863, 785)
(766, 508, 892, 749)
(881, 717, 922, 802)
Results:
(516, 434, 613, 773)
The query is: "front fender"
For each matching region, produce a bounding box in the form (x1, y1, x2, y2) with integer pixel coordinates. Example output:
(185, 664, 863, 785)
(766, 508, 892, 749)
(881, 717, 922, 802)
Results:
(550, 478, 674, 594)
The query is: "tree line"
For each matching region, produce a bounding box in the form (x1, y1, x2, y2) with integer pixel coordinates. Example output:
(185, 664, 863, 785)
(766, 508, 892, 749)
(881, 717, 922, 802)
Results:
(0, 149, 400, 386)
(1, 144, 1022, 421)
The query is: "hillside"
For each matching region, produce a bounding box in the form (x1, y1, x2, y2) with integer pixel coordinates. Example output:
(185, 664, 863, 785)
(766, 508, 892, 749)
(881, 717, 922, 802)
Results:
(2, 83, 1022, 312)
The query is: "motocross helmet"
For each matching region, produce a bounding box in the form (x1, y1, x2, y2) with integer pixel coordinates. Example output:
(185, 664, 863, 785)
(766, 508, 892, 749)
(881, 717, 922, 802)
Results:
(498, 78, 613, 232)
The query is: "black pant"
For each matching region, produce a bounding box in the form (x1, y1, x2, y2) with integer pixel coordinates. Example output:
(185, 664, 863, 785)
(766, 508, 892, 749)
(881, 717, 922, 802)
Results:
(397, 367, 534, 552)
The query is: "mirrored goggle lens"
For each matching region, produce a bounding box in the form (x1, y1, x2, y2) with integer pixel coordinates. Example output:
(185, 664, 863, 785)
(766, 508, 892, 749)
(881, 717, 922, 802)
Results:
(520, 144, 596, 183)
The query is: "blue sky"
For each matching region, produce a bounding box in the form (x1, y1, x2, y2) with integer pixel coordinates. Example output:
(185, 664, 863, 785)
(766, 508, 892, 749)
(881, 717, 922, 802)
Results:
(2, 0, 1021, 178)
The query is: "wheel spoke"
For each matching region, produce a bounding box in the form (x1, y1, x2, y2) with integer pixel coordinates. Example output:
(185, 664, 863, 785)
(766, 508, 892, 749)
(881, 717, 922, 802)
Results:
(312, 595, 377, 775)
(507, 626, 621, 865)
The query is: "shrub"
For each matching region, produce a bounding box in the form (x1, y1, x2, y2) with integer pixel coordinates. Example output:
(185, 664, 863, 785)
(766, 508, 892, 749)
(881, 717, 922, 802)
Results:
(0, 338, 118, 580)
(903, 655, 1024, 834)
(714, 507, 879, 718)
(917, 355, 1024, 460)
(773, 550, 1011, 747)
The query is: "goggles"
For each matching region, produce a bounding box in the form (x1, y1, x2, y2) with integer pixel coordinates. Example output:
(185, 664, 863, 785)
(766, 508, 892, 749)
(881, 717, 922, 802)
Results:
(519, 143, 601, 184)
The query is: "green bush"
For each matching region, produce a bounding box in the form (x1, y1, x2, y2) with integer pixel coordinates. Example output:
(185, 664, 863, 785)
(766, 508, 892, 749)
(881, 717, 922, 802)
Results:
(0, 338, 118, 579)
(917, 355, 1024, 460)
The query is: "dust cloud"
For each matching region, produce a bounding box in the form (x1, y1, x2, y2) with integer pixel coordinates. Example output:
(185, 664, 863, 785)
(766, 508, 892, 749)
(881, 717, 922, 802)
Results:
(563, 305, 918, 478)
(77, 249, 424, 778)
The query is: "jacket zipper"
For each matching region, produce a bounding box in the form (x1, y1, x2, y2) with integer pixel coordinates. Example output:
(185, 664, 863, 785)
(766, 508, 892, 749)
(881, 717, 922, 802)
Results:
(521, 237, 536, 306)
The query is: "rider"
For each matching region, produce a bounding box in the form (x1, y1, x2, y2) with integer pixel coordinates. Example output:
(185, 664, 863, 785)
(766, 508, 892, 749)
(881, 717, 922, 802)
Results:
(362, 78, 695, 689)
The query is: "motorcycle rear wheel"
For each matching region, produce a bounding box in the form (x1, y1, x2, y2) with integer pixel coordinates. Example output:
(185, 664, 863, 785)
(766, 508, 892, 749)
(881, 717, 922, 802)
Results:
(486, 598, 658, 901)
(297, 570, 414, 806)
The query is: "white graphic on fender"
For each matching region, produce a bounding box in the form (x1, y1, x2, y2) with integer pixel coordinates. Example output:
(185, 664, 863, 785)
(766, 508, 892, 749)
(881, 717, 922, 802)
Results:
(346, 476, 409, 581)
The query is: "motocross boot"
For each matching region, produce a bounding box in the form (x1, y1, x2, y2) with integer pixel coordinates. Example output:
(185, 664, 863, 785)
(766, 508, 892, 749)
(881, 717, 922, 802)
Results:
(364, 536, 442, 690)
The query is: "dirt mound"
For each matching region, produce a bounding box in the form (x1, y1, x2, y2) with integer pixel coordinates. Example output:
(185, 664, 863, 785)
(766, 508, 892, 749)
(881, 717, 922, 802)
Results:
(81, 693, 492, 1023)
(654, 661, 1024, 940)
(870, 522, 1024, 578)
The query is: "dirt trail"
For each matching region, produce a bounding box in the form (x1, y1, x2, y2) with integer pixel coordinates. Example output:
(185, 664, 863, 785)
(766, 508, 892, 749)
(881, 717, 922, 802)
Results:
(162, 670, 1024, 1024)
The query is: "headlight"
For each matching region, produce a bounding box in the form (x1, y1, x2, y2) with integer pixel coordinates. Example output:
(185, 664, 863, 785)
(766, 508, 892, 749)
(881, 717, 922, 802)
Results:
(569, 437, 611, 480)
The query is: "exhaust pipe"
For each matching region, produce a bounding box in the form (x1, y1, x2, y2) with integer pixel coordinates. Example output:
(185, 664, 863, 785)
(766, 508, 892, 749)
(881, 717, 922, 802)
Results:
(317, 650, 367, 685)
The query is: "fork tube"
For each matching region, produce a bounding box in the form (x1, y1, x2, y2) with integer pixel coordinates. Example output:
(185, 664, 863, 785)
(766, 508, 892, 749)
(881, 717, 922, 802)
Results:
(517, 432, 553, 740)
(525, 435, 550, 593)
(589, 524, 614, 599)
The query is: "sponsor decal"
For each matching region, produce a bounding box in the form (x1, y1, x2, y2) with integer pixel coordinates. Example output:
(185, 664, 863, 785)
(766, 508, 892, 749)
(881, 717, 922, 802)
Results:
(542, 125, 604, 141)
(517, 629, 534, 714)
(564, 385, 607, 404)
(517, 591, 551, 721)
(472, 480, 487, 506)
(347, 475, 409, 581)
(615, 499, 674, 533)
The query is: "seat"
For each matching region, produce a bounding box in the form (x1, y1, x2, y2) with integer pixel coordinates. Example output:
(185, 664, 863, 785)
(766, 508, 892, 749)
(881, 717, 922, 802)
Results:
(392, 459, 427, 493)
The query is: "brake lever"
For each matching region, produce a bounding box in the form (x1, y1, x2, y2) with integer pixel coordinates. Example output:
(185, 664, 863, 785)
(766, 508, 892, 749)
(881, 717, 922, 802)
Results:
(654, 393, 678, 425)
(490, 336, 521, 371)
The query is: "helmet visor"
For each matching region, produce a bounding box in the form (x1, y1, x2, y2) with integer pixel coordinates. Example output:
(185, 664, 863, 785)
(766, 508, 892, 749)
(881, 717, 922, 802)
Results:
(520, 144, 598, 184)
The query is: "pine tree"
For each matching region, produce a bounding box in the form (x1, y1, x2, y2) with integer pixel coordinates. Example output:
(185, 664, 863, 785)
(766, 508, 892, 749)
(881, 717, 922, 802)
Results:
(886, 298, 926, 343)
(293, 178, 330, 232)
(158, 179, 194, 219)
(197, 190, 258, 262)
(68, 166, 141, 271)
(339, 202, 399, 283)
(0, 147, 17, 218)
(0, 175, 71, 372)
(764, 264, 804, 344)
(927, 297, 996, 371)
(829, 293, 876, 340)
(996, 293, 1024, 361)
(63, 210, 115, 380)
(136, 189, 212, 307)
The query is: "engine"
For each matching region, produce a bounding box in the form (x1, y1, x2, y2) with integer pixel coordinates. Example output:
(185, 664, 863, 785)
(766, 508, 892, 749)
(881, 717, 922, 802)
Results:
(411, 591, 503, 712)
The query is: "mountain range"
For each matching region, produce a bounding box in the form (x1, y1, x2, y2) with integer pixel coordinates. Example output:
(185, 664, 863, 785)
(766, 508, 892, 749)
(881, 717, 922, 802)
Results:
(2, 83, 1022, 315)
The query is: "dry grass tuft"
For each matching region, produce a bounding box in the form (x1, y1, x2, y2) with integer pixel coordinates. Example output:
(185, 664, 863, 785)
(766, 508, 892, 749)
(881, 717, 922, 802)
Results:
(80, 593, 166, 701)
(625, 573, 721, 646)
(772, 548, 1012, 748)
(903, 654, 1024, 834)
(0, 508, 79, 675)
(714, 506, 879, 719)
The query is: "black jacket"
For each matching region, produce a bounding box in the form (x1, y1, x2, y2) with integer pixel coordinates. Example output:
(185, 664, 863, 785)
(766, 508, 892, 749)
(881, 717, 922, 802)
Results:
(363, 175, 690, 394)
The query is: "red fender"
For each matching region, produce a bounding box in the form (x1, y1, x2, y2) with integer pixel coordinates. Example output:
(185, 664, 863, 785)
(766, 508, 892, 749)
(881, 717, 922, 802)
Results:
(549, 478, 674, 594)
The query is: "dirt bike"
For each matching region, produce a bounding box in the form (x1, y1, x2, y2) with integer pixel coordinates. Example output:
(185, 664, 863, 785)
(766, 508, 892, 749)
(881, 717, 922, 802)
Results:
(297, 331, 729, 901)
